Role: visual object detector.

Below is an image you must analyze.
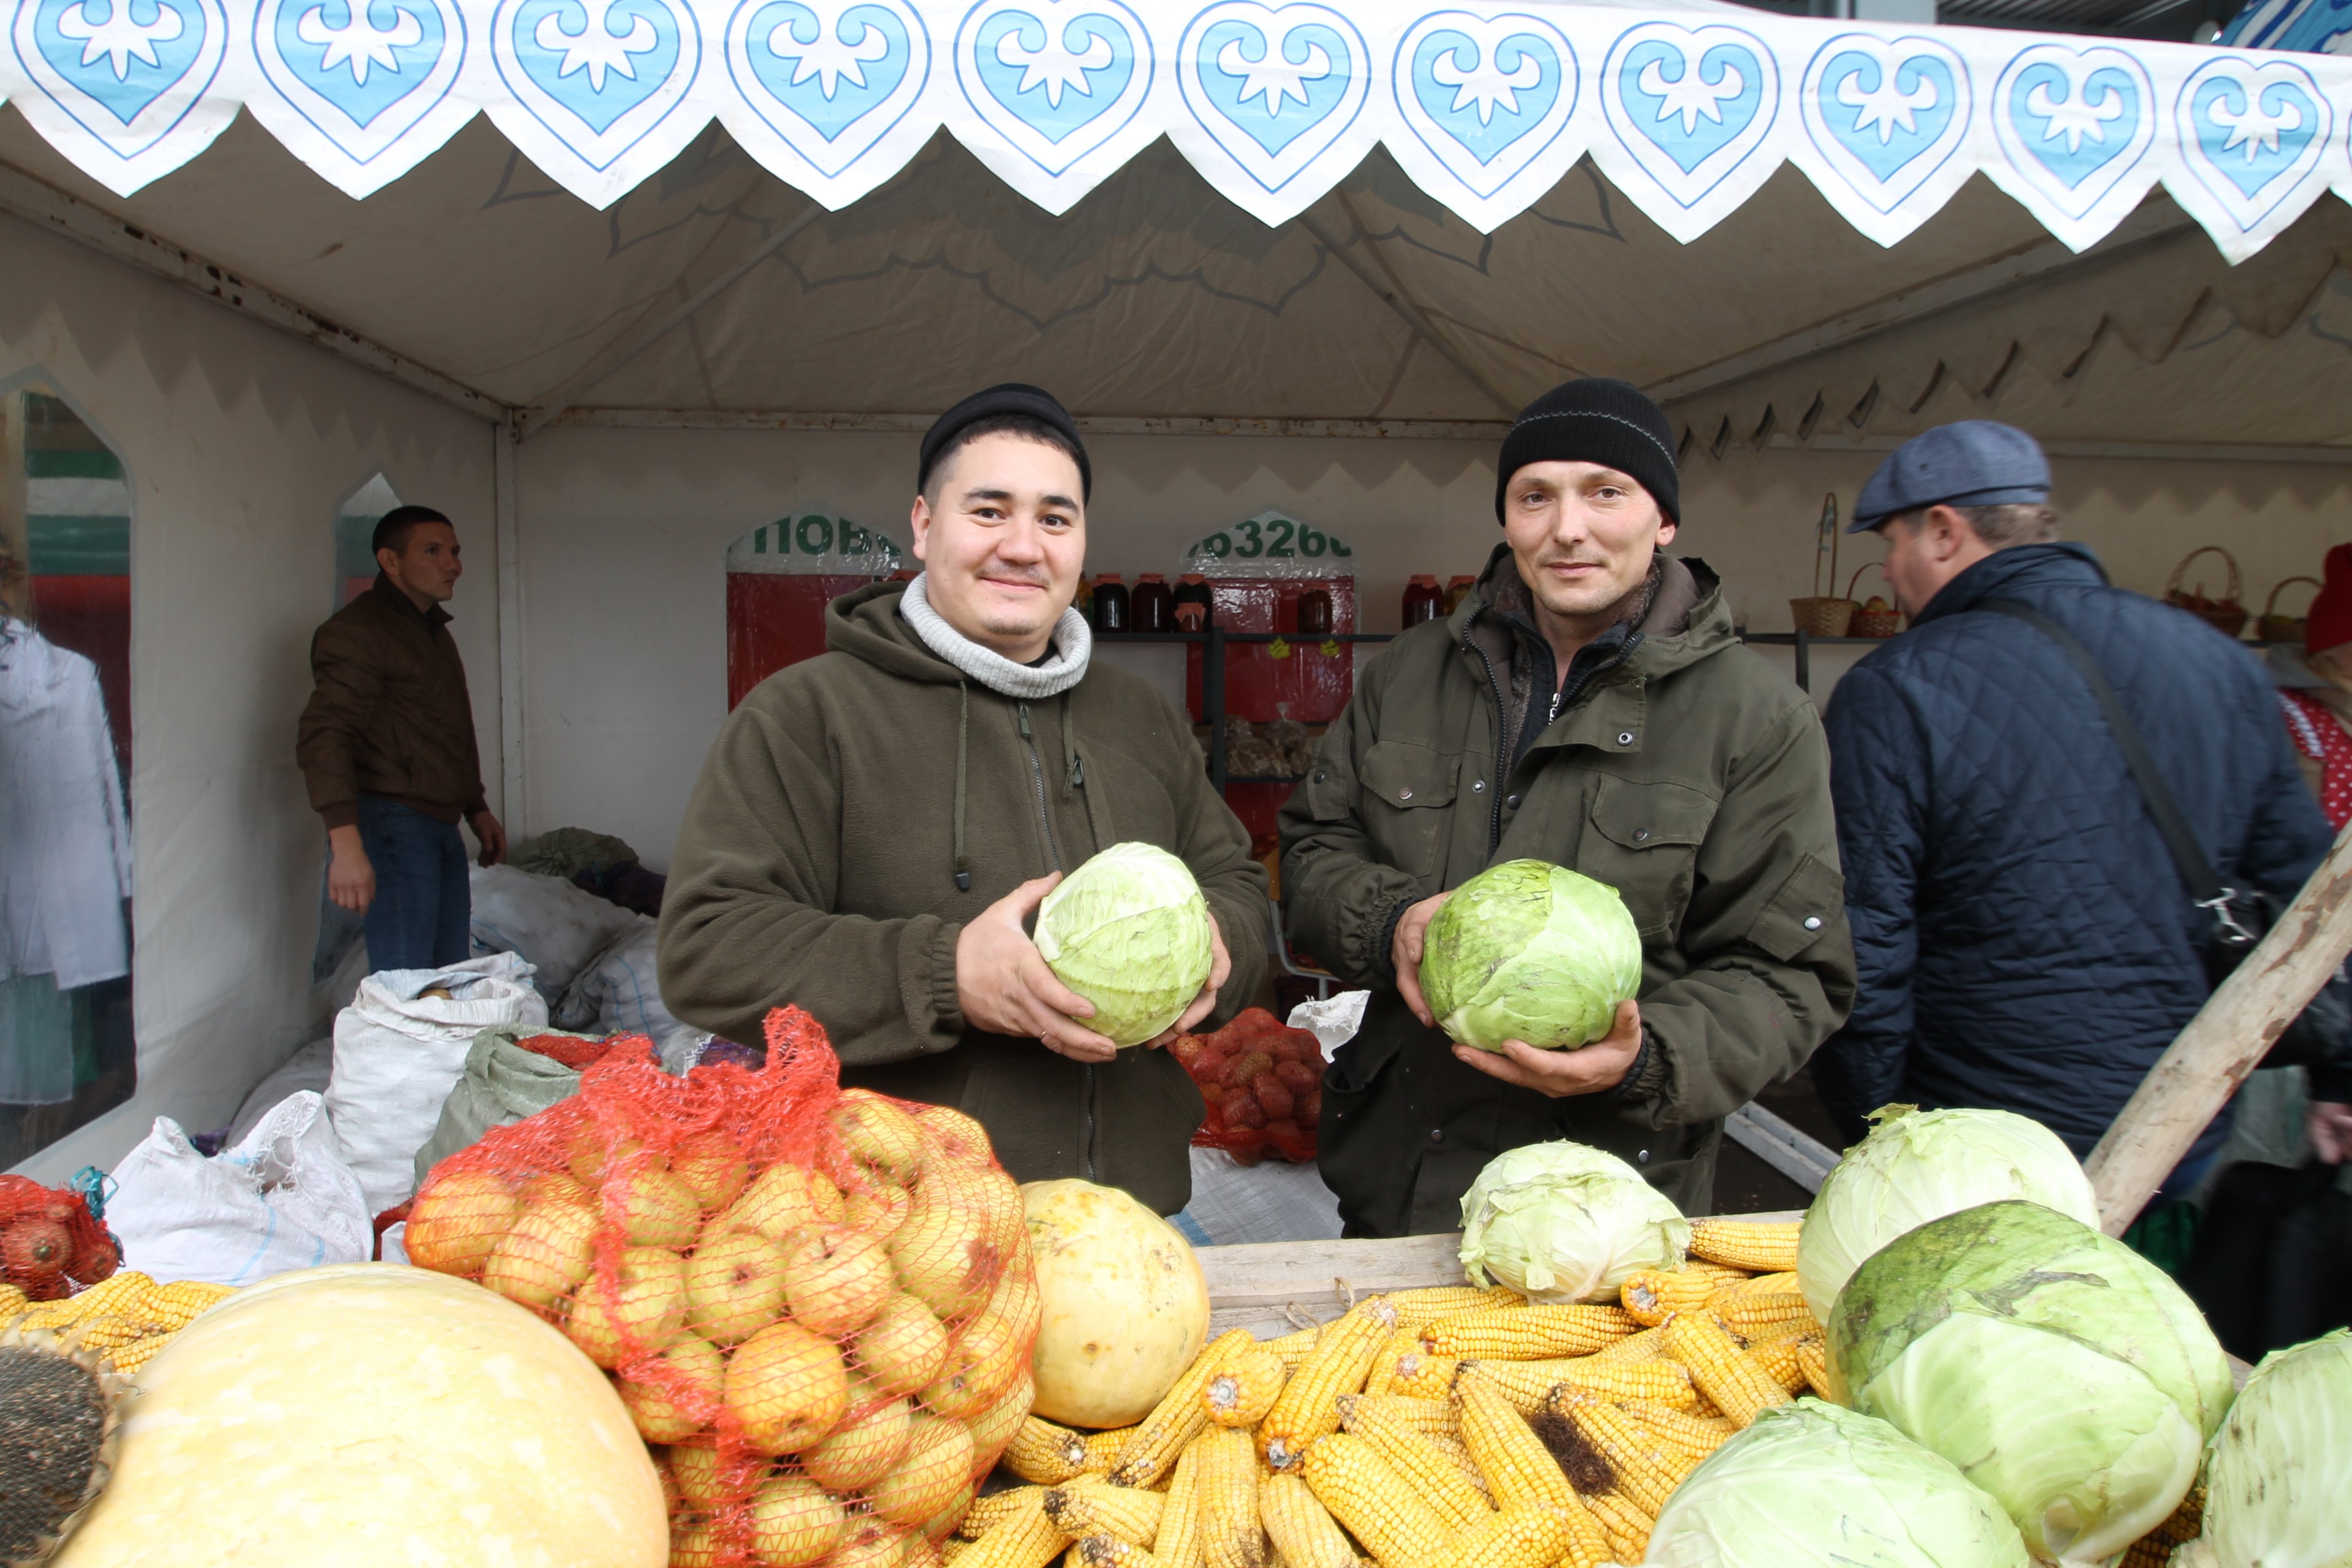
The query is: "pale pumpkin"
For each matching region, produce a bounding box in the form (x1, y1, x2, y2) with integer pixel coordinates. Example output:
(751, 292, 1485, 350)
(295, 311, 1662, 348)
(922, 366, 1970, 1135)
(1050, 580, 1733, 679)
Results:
(1020, 1179, 1209, 1428)
(53, 1262, 667, 1568)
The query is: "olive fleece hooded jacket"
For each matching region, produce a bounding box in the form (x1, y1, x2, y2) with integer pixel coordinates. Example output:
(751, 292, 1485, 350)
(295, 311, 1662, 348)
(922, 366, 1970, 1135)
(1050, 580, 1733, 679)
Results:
(657, 582, 1270, 1214)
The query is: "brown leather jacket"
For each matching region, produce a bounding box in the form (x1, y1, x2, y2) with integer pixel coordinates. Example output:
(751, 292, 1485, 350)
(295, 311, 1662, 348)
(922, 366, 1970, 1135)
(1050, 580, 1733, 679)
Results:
(295, 574, 488, 829)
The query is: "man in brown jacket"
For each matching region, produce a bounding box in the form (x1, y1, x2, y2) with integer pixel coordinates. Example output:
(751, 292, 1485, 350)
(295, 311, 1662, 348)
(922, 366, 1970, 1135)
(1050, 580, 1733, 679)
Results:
(296, 505, 504, 972)
(1281, 378, 1854, 1234)
(659, 385, 1267, 1212)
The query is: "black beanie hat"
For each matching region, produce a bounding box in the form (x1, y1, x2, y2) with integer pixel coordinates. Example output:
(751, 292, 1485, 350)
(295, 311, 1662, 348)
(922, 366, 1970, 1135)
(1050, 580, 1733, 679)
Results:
(918, 383, 1091, 501)
(1493, 377, 1679, 524)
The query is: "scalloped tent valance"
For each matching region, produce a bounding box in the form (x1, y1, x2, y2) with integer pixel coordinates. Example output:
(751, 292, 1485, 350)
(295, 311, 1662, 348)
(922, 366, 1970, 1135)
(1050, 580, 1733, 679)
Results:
(6, 0, 2350, 263)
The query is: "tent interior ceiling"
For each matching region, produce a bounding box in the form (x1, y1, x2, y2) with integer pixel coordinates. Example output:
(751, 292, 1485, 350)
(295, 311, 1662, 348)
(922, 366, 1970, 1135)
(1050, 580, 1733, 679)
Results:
(3, 100, 2350, 450)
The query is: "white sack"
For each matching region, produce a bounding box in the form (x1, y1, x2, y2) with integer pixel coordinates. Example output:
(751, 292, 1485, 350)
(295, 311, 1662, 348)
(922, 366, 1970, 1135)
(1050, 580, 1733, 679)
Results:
(467, 864, 642, 995)
(326, 952, 547, 1215)
(553, 917, 678, 1041)
(1287, 990, 1370, 1063)
(107, 1091, 372, 1286)
(226, 1035, 333, 1146)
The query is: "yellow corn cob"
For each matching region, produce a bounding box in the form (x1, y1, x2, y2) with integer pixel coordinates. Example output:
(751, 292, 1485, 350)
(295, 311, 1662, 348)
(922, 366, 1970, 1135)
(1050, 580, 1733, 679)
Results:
(1204, 1346, 1289, 1428)
(1419, 1305, 1638, 1361)
(1155, 1440, 1205, 1568)
(1197, 1425, 1267, 1568)
(1384, 1351, 1458, 1402)
(1710, 1294, 1816, 1342)
(1006, 1418, 1093, 1485)
(1717, 1270, 1800, 1299)
(1363, 1329, 1423, 1397)
(107, 1335, 173, 1374)
(1261, 1327, 1322, 1371)
(1548, 1396, 1684, 1515)
(144, 1278, 232, 1328)
(1457, 1357, 1698, 1414)
(962, 1488, 1053, 1540)
(1456, 1368, 1576, 1512)
(1734, 1311, 1818, 1352)
(1793, 1335, 1834, 1401)
(1045, 1479, 1164, 1548)
(1300, 1434, 1451, 1568)
(1259, 1474, 1359, 1568)
(961, 1491, 1072, 1568)
(1660, 1313, 1791, 1429)
(1609, 1400, 1732, 1461)
(1388, 1285, 1525, 1329)
(1082, 1429, 1135, 1474)
(1744, 1335, 1809, 1395)
(1452, 1507, 1576, 1568)
(1077, 1538, 1160, 1568)
(1113, 1329, 1257, 1487)
(0, 1282, 29, 1320)
(1340, 1395, 1456, 1441)
(1547, 1496, 1617, 1568)
(1585, 1326, 1663, 1365)
(944, 1538, 973, 1566)
(1685, 1219, 1800, 1274)
(1338, 1393, 1493, 1532)
(1581, 1493, 1652, 1565)
(1619, 1270, 1720, 1327)
(1260, 1299, 1400, 1472)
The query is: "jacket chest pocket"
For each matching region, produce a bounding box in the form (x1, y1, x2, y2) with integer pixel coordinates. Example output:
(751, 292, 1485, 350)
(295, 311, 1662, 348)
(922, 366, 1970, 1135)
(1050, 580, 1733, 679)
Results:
(1358, 741, 1460, 879)
(1581, 774, 1717, 941)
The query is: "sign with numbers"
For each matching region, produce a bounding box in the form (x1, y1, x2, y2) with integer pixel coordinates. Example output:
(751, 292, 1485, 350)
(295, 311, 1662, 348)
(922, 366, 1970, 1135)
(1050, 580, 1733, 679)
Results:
(1182, 512, 1353, 576)
(726, 513, 905, 576)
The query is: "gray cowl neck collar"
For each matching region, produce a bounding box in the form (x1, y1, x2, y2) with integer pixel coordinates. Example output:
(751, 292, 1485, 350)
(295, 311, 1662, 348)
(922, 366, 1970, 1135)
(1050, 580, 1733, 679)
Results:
(899, 571, 1091, 699)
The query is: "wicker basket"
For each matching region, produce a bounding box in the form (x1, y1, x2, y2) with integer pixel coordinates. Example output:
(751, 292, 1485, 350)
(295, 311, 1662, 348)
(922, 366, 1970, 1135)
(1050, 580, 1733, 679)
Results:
(2165, 546, 2248, 638)
(1847, 564, 1903, 638)
(2257, 575, 2321, 645)
(1790, 596, 1856, 636)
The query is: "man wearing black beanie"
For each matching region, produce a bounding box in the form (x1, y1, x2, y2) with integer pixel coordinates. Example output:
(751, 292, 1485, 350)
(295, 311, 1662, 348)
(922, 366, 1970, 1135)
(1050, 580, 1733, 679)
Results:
(1281, 378, 1855, 1233)
(661, 383, 1268, 1214)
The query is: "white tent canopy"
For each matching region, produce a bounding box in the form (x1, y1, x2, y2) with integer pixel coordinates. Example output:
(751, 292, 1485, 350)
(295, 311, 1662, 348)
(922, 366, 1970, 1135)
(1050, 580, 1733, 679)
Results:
(4, 0, 2351, 1183)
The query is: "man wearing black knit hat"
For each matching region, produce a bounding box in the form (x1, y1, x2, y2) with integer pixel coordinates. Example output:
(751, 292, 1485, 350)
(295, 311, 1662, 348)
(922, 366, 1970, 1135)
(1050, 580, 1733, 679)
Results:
(1281, 377, 1856, 1233)
(660, 384, 1267, 1212)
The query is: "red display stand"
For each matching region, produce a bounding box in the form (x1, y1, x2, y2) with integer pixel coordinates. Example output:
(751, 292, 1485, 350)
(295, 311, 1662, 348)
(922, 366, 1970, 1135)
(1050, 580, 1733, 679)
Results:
(722, 513, 902, 710)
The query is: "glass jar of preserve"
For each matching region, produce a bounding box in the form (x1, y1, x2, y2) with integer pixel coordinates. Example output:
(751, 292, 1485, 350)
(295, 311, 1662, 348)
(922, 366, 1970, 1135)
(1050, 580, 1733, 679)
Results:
(1131, 572, 1173, 633)
(1091, 573, 1129, 632)
(1172, 574, 1212, 631)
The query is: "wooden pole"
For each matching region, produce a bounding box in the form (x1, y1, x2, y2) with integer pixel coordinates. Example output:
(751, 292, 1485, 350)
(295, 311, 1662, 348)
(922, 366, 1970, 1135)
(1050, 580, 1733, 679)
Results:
(2085, 818, 2352, 1235)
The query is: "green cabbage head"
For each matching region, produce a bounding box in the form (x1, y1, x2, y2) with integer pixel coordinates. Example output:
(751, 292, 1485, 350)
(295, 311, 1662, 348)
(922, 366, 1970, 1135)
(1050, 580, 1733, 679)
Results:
(1457, 1140, 1687, 1304)
(1647, 1400, 2030, 1568)
(2176, 1328, 2352, 1568)
(1033, 842, 1212, 1047)
(1830, 1200, 2234, 1565)
(1798, 1104, 2099, 1322)
(1420, 859, 1641, 1052)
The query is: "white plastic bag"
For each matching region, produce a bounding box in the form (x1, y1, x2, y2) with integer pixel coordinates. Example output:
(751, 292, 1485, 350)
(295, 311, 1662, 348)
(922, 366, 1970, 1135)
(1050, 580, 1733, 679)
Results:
(467, 864, 643, 995)
(553, 917, 678, 1040)
(1287, 989, 1370, 1063)
(108, 1091, 373, 1286)
(326, 952, 548, 1215)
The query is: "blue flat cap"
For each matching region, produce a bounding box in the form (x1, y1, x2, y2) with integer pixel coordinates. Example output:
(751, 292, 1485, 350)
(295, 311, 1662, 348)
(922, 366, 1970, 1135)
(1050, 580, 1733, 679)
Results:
(1851, 421, 2052, 531)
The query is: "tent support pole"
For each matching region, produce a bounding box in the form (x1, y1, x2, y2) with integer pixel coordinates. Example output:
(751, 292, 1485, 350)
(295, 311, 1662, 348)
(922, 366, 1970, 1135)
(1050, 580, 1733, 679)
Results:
(496, 415, 526, 839)
(0, 162, 507, 424)
(517, 203, 828, 438)
(1297, 205, 1516, 417)
(1644, 203, 2201, 407)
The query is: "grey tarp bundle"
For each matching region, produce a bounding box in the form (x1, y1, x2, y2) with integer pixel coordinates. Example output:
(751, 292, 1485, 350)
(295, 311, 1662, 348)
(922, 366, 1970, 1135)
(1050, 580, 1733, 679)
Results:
(411, 1028, 596, 1188)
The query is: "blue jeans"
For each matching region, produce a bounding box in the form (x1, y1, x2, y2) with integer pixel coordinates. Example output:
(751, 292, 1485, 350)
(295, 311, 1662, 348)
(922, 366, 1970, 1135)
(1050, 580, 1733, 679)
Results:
(357, 797, 471, 972)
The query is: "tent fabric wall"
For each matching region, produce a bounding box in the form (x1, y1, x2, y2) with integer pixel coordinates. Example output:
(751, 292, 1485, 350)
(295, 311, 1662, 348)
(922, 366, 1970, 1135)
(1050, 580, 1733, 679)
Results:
(1, 215, 499, 1184)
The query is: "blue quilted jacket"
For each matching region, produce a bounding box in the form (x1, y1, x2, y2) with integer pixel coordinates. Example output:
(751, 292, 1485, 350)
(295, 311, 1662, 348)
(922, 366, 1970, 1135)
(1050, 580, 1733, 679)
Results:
(1814, 542, 2344, 1173)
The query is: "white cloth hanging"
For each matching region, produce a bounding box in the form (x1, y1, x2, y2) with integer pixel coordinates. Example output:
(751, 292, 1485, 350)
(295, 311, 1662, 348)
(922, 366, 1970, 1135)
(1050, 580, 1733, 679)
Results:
(0, 617, 133, 990)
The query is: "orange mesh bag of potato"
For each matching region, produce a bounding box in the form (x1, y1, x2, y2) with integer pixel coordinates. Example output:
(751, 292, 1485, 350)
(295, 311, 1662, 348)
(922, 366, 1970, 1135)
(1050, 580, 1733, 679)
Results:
(407, 1006, 1038, 1568)
(0, 1175, 119, 1303)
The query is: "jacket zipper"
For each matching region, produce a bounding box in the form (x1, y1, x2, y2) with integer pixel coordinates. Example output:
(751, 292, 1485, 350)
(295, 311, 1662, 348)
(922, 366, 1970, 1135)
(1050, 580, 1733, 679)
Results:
(1019, 702, 1094, 1181)
(1467, 636, 1509, 855)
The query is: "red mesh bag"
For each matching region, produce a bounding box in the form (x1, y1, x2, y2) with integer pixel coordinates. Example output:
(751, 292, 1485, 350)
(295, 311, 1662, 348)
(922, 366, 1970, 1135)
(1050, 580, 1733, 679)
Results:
(406, 1008, 1038, 1568)
(0, 1175, 119, 1301)
(1173, 1009, 1322, 1165)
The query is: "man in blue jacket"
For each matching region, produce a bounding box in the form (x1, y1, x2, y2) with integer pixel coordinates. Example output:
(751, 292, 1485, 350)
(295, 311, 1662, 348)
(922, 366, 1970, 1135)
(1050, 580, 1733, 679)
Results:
(1814, 421, 2351, 1187)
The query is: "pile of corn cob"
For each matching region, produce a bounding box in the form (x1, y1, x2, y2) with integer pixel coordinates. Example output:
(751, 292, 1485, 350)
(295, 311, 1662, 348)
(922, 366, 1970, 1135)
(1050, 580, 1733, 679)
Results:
(0, 1270, 236, 1373)
(944, 1217, 1817, 1568)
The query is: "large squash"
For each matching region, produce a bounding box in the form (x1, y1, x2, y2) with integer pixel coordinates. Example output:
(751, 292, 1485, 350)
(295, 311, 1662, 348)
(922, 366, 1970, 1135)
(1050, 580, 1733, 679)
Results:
(1021, 1180, 1209, 1428)
(53, 1263, 667, 1567)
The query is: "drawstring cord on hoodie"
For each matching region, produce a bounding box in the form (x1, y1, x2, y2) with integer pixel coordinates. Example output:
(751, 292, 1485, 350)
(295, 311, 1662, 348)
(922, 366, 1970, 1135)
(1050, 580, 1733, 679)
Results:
(953, 683, 972, 892)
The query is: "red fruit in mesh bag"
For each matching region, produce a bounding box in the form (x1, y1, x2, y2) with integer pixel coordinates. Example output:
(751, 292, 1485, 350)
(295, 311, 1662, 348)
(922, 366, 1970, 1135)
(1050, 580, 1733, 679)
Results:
(1191, 1048, 1227, 1081)
(725, 1319, 850, 1455)
(1273, 1060, 1321, 1097)
(1, 1217, 71, 1285)
(831, 1519, 913, 1568)
(749, 1474, 848, 1568)
(1254, 1080, 1295, 1121)
(803, 1379, 914, 1490)
(620, 1331, 726, 1444)
(854, 1292, 952, 1396)
(831, 1088, 928, 1187)
(782, 1225, 896, 1337)
(1196, 1081, 1227, 1108)
(910, 1103, 994, 1170)
(963, 1369, 1033, 1470)
(684, 1228, 791, 1346)
(1224, 1088, 1266, 1129)
(406, 1168, 521, 1276)
(603, 1157, 702, 1249)
(869, 1412, 977, 1526)
(670, 1129, 752, 1211)
(1222, 1052, 1273, 1089)
(922, 1309, 1022, 1419)
(566, 1245, 692, 1369)
(721, 1162, 845, 1246)
(1300, 1088, 1322, 1125)
(1168, 1035, 1206, 1069)
(481, 1200, 596, 1311)
(669, 1441, 727, 1510)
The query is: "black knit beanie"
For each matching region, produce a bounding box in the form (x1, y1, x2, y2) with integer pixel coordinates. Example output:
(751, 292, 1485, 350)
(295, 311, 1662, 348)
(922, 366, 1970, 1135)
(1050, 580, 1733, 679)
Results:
(918, 383, 1091, 500)
(1493, 378, 1679, 523)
